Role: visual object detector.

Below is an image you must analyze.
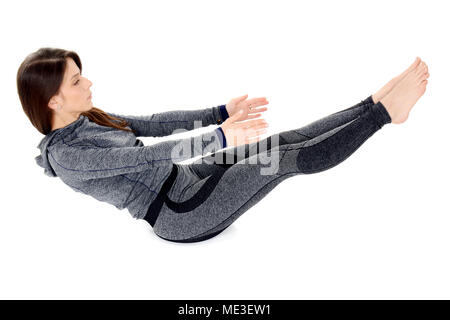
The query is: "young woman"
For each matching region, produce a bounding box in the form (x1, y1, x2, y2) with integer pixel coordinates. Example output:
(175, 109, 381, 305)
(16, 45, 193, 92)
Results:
(17, 48, 429, 243)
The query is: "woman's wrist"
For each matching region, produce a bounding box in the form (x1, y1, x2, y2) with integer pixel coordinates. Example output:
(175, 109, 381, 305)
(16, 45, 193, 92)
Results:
(219, 105, 229, 122)
(215, 126, 227, 148)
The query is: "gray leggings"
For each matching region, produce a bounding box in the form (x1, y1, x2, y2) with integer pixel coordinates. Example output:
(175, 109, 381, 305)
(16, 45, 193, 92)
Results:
(147, 95, 392, 243)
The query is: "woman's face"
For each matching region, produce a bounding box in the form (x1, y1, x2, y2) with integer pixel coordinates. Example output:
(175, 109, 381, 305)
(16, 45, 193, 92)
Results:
(50, 57, 93, 113)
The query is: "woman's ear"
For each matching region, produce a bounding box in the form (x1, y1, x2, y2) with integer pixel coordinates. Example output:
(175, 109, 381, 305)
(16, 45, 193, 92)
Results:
(48, 98, 58, 111)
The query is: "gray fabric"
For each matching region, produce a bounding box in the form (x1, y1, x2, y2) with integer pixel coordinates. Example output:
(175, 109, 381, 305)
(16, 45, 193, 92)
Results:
(152, 96, 392, 242)
(35, 105, 227, 219)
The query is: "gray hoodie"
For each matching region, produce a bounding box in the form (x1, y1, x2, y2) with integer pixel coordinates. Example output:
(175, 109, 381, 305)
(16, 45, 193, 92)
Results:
(35, 105, 229, 220)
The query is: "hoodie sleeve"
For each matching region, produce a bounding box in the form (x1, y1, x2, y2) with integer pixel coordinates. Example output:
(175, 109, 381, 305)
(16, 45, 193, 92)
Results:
(49, 128, 227, 181)
(107, 105, 229, 137)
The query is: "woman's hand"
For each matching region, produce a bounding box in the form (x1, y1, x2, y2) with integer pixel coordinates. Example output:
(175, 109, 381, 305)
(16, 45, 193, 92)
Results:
(225, 94, 269, 121)
(220, 110, 269, 147)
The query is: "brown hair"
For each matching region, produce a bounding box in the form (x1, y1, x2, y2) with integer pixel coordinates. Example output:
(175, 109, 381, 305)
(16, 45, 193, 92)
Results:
(16, 47, 136, 135)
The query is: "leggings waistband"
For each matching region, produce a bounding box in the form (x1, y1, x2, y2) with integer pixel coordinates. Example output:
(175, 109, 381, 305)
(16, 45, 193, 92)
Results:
(143, 163, 179, 227)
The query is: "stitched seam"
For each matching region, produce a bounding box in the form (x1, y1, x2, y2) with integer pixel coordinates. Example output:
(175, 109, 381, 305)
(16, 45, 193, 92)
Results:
(120, 174, 158, 195)
(178, 177, 206, 202)
(293, 131, 312, 139)
(166, 170, 225, 213)
(124, 119, 189, 123)
(48, 150, 184, 174)
(300, 129, 375, 174)
(51, 120, 83, 145)
(184, 172, 294, 241)
(52, 133, 187, 174)
(295, 116, 361, 150)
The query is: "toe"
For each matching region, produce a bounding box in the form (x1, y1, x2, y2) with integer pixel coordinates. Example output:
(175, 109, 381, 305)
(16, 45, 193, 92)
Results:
(419, 71, 429, 82)
(409, 57, 421, 70)
(403, 57, 421, 76)
(415, 61, 426, 75)
(420, 80, 428, 94)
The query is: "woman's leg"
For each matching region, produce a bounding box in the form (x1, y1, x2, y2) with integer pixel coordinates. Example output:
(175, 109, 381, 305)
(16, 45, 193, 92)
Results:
(151, 98, 392, 243)
(199, 95, 376, 168)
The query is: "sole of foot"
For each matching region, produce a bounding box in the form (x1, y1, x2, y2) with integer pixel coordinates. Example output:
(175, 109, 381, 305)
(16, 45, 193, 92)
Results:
(380, 60, 429, 124)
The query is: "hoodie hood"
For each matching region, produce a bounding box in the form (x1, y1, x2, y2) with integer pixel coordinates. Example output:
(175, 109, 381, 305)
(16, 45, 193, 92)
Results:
(35, 115, 87, 177)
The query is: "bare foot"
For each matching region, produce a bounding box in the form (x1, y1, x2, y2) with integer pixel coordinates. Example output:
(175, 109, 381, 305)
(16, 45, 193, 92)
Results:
(372, 57, 422, 104)
(380, 60, 429, 124)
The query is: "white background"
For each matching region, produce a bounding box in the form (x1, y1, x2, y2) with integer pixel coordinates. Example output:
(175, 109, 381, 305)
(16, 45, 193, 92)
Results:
(1, 0, 449, 299)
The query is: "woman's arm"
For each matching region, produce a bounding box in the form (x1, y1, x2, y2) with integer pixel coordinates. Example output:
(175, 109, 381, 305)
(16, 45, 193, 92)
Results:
(107, 105, 229, 137)
(48, 128, 226, 181)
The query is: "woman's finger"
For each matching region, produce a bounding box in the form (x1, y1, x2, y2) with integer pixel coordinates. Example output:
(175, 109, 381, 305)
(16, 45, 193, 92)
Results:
(239, 119, 267, 129)
(246, 97, 267, 105)
(245, 127, 268, 140)
(252, 128, 268, 136)
(234, 94, 248, 103)
(233, 119, 262, 128)
(245, 136, 261, 144)
(247, 121, 269, 132)
(244, 113, 262, 120)
(255, 122, 269, 130)
(247, 101, 268, 109)
(248, 107, 268, 114)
